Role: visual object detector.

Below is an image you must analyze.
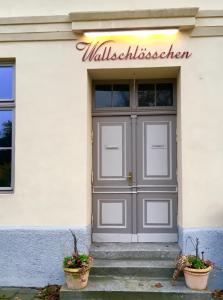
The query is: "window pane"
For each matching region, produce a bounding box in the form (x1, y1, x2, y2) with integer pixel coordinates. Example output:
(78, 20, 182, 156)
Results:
(0, 66, 14, 100)
(95, 85, 112, 108)
(138, 84, 155, 107)
(0, 149, 11, 187)
(113, 84, 130, 107)
(0, 110, 12, 147)
(156, 83, 173, 106)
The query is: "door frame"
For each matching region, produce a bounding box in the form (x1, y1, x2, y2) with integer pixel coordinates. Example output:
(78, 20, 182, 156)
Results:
(91, 79, 178, 243)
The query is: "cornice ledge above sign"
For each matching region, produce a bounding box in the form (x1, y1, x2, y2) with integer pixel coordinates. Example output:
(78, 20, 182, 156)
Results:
(70, 7, 199, 32)
(69, 8, 199, 21)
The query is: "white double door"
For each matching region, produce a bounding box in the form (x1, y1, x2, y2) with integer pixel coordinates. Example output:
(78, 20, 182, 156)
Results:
(92, 115, 177, 242)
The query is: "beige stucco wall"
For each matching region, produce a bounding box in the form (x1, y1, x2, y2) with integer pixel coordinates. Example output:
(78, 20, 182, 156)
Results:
(180, 37, 223, 227)
(0, 2, 223, 229)
(0, 0, 222, 17)
(0, 41, 92, 226)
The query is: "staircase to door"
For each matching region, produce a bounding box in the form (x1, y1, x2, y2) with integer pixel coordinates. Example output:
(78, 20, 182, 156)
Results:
(92, 114, 177, 242)
(60, 243, 212, 300)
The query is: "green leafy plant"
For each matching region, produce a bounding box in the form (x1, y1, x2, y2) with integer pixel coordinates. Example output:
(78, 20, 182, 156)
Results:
(187, 255, 207, 269)
(63, 230, 93, 270)
(63, 254, 92, 269)
(172, 238, 214, 284)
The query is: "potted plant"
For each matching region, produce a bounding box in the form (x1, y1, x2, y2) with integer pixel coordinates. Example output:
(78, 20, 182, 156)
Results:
(172, 238, 214, 290)
(63, 230, 93, 289)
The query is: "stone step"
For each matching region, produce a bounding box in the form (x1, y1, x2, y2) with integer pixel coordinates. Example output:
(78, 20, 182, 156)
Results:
(90, 242, 180, 260)
(60, 275, 212, 300)
(91, 259, 175, 277)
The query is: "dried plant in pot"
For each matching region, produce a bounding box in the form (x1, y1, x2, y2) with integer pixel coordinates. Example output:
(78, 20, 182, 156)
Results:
(63, 230, 93, 289)
(172, 238, 214, 291)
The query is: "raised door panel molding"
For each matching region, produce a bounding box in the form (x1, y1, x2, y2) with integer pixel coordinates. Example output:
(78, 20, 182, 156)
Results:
(137, 193, 177, 234)
(97, 199, 126, 228)
(92, 193, 132, 234)
(97, 122, 127, 181)
(98, 123, 126, 180)
(137, 115, 176, 187)
(143, 121, 171, 180)
(143, 199, 173, 228)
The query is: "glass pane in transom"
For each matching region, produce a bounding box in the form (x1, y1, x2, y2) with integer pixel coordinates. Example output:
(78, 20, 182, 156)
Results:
(95, 84, 112, 108)
(113, 84, 130, 107)
(156, 83, 173, 106)
(138, 84, 155, 107)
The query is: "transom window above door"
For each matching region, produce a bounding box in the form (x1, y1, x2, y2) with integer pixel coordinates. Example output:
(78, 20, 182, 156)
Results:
(137, 83, 173, 107)
(93, 80, 176, 113)
(95, 84, 130, 108)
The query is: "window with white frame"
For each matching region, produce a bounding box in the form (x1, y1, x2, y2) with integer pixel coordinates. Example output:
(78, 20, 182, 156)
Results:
(0, 64, 15, 190)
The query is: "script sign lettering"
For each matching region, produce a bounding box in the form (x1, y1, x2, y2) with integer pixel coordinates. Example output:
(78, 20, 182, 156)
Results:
(76, 40, 192, 62)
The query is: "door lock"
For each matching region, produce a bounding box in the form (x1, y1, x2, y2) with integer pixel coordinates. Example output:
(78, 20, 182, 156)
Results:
(126, 172, 133, 185)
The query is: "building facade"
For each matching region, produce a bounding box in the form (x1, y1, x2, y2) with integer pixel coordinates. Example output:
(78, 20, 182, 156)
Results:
(0, 0, 223, 289)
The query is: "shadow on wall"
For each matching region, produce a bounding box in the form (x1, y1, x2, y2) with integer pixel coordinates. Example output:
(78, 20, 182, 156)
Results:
(0, 226, 91, 287)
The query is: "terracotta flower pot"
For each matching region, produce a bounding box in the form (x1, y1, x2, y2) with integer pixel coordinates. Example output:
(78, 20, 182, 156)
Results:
(64, 267, 90, 289)
(183, 266, 212, 290)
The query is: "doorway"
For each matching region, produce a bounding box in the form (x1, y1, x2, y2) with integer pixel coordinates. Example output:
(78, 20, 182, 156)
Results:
(92, 80, 177, 242)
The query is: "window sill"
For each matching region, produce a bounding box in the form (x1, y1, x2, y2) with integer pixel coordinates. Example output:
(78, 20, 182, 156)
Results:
(0, 188, 14, 194)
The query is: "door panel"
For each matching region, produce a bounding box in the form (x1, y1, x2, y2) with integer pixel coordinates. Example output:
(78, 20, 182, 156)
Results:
(92, 117, 133, 240)
(137, 115, 177, 187)
(136, 116, 177, 241)
(145, 122, 169, 176)
(92, 193, 132, 234)
(93, 117, 132, 187)
(137, 193, 177, 235)
(101, 124, 123, 177)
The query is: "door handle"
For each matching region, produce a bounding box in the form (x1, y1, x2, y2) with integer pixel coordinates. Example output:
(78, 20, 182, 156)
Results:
(125, 172, 133, 186)
(105, 145, 119, 149)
